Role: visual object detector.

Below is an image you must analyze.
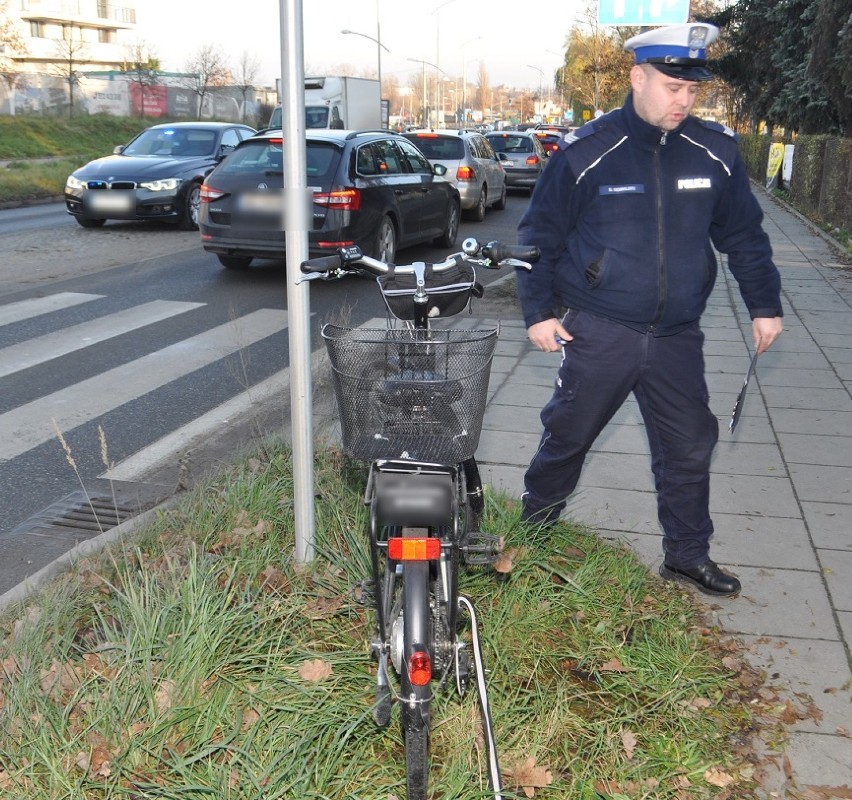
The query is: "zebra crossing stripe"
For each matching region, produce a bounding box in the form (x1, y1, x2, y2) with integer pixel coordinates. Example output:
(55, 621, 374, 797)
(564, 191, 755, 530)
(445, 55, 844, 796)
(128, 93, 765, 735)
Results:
(0, 300, 205, 378)
(102, 365, 292, 482)
(0, 308, 288, 463)
(0, 292, 104, 327)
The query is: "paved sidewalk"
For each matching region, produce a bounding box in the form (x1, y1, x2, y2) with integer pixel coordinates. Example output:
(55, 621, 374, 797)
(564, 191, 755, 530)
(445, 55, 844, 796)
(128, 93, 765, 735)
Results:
(474, 192, 852, 796)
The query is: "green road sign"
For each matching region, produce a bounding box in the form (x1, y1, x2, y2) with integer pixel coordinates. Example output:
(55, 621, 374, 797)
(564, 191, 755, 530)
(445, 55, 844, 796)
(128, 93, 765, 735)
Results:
(598, 0, 689, 25)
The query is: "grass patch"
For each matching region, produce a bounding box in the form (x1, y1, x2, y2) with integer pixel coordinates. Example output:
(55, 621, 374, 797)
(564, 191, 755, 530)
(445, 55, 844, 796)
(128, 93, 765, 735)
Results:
(0, 159, 85, 204)
(0, 115, 158, 160)
(0, 115, 193, 205)
(0, 440, 782, 798)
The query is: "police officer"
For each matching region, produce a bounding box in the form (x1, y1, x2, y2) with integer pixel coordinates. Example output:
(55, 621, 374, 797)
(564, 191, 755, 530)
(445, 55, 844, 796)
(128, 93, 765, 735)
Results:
(515, 23, 784, 597)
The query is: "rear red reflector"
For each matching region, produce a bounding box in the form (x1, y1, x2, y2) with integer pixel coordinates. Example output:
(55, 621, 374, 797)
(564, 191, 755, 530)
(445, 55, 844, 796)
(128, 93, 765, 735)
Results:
(388, 538, 441, 561)
(314, 188, 361, 210)
(408, 651, 432, 685)
(318, 240, 355, 248)
(456, 165, 474, 181)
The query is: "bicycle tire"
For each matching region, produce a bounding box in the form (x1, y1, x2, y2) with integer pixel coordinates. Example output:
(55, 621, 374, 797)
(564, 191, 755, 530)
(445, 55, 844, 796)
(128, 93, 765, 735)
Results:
(400, 557, 432, 800)
(404, 723, 429, 799)
(462, 456, 484, 532)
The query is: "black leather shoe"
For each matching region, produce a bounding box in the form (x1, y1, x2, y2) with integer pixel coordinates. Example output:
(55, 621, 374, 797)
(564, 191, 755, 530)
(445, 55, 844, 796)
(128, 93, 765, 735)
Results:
(659, 560, 741, 597)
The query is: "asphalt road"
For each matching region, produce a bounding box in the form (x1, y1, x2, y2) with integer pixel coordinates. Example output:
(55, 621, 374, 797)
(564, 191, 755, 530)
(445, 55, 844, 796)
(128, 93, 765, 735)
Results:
(0, 195, 529, 593)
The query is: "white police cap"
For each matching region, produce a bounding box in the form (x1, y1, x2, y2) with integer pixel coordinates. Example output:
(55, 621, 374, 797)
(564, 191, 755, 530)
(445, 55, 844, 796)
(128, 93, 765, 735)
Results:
(624, 23, 719, 81)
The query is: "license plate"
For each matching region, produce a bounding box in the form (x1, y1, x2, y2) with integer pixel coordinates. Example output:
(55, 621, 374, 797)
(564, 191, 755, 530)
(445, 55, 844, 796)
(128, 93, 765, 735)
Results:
(502, 160, 515, 167)
(87, 191, 134, 212)
(237, 192, 283, 213)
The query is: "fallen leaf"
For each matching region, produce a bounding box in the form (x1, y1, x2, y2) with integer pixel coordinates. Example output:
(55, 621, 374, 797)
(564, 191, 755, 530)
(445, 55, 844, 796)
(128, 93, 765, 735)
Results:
(494, 553, 513, 573)
(299, 659, 332, 682)
(621, 728, 637, 760)
(1, 657, 19, 679)
(704, 767, 735, 788)
(800, 786, 852, 799)
(154, 679, 179, 714)
(240, 707, 260, 730)
(505, 756, 553, 798)
(598, 657, 630, 673)
(258, 565, 289, 593)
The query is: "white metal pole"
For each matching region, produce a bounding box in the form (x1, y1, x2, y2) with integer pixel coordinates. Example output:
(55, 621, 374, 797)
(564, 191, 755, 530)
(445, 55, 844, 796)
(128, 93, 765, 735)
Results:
(280, 0, 315, 563)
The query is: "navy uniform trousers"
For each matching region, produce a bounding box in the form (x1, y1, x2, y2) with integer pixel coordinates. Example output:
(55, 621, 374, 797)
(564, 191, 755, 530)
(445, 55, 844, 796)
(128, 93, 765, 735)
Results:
(522, 309, 720, 570)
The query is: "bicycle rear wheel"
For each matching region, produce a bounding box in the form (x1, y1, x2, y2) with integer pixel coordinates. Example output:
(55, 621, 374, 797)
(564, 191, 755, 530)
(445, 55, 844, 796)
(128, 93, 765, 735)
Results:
(400, 557, 432, 800)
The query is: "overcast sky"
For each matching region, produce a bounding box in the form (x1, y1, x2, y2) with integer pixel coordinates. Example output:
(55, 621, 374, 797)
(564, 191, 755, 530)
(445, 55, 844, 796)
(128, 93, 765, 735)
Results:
(136, 0, 590, 90)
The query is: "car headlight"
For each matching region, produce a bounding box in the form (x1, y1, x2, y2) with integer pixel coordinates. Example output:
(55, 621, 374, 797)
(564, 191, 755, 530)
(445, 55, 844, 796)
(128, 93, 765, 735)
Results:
(66, 175, 85, 191)
(139, 178, 181, 192)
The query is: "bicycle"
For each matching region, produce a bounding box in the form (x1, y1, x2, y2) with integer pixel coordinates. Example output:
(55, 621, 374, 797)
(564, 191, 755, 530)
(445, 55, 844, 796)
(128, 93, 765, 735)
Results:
(300, 238, 539, 800)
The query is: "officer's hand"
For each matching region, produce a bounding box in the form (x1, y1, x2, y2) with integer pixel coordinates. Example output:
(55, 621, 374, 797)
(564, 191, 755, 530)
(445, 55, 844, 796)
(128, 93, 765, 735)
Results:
(753, 316, 783, 354)
(528, 319, 572, 352)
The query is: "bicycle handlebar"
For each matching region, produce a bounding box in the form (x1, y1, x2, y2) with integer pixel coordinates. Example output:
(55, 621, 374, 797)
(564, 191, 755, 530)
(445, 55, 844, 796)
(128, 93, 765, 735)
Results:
(299, 238, 539, 280)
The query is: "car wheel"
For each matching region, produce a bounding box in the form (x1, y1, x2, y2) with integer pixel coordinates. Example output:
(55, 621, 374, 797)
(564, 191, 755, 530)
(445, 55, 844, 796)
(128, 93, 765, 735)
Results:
(492, 182, 507, 211)
(433, 200, 460, 248)
(372, 215, 397, 263)
(467, 186, 486, 222)
(75, 217, 106, 228)
(178, 181, 202, 231)
(217, 254, 253, 269)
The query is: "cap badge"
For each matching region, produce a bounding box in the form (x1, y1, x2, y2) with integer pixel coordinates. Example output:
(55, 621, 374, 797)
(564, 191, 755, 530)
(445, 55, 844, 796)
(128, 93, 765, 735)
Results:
(688, 26, 708, 57)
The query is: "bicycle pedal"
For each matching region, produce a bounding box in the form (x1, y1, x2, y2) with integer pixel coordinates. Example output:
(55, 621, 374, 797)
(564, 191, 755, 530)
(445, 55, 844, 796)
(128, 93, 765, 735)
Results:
(462, 532, 503, 566)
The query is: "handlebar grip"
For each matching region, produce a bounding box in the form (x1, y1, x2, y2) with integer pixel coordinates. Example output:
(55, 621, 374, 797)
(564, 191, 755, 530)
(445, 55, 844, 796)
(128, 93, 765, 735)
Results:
(481, 242, 540, 263)
(300, 254, 342, 274)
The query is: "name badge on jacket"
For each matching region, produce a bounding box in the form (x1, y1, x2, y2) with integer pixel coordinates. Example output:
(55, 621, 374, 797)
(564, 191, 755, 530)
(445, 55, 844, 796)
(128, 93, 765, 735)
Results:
(599, 184, 645, 195)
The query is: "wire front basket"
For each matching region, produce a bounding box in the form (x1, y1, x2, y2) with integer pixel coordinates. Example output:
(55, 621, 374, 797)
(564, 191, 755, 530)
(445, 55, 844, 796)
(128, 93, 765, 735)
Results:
(322, 324, 499, 463)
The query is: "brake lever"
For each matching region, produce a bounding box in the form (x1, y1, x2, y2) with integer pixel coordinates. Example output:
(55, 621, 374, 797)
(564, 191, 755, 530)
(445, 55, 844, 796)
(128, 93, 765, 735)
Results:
(295, 271, 326, 284)
(503, 258, 533, 271)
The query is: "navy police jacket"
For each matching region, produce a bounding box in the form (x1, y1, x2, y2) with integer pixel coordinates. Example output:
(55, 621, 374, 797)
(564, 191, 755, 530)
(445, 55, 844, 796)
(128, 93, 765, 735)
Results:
(517, 93, 782, 335)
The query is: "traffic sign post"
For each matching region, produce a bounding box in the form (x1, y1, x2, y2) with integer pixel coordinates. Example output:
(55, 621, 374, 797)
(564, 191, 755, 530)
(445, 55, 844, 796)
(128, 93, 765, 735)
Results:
(598, 0, 689, 25)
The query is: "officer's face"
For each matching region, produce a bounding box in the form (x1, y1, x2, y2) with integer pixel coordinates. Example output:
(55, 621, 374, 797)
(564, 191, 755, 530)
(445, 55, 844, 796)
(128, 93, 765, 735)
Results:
(631, 65, 702, 131)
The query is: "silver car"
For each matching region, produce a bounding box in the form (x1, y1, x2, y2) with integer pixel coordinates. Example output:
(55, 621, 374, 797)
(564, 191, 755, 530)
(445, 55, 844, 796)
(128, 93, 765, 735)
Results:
(485, 131, 548, 195)
(402, 130, 507, 221)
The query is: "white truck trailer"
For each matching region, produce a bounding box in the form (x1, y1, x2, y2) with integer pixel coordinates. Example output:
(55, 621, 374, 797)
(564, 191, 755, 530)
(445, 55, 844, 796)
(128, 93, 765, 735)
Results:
(269, 76, 383, 130)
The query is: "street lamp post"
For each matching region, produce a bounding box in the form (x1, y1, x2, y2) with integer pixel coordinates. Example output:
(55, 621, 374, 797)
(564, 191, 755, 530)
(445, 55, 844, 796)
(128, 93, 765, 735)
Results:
(460, 35, 481, 126)
(431, 0, 456, 127)
(408, 57, 443, 127)
(526, 64, 544, 121)
(341, 27, 389, 96)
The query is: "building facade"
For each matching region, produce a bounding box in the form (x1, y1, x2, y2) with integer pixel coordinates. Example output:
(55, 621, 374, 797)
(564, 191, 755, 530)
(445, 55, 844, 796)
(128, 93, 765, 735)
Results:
(9, 0, 138, 73)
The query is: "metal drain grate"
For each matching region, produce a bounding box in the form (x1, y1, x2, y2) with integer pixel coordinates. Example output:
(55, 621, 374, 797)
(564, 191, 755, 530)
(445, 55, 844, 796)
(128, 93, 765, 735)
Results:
(20, 491, 135, 536)
(8, 480, 172, 541)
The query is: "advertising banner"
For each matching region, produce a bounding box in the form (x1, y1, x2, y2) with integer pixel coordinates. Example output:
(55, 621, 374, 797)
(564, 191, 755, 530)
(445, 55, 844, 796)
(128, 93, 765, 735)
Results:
(130, 83, 168, 117)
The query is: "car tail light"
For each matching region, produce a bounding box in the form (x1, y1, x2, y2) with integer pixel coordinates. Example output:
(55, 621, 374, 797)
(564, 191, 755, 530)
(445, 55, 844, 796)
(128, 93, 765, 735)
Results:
(408, 651, 432, 686)
(387, 537, 441, 561)
(200, 184, 226, 203)
(314, 188, 361, 210)
(455, 165, 475, 181)
(414, 132, 439, 138)
(526, 155, 541, 166)
(268, 137, 283, 144)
